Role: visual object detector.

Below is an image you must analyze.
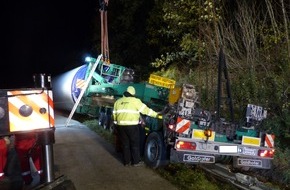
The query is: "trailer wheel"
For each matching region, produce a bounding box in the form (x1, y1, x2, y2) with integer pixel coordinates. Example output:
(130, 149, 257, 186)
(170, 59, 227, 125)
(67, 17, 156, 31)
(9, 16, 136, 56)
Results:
(144, 132, 168, 169)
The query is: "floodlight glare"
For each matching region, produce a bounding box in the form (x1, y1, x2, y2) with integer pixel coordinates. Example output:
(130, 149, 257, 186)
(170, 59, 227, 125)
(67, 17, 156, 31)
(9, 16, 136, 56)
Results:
(85, 57, 97, 63)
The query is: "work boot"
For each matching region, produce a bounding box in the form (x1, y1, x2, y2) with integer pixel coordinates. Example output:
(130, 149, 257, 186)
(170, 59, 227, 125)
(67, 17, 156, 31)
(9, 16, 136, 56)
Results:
(132, 161, 144, 167)
(124, 162, 131, 167)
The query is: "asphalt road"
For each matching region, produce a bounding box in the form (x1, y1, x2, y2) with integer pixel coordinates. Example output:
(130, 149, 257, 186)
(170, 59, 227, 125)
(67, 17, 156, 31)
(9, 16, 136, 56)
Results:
(53, 114, 179, 190)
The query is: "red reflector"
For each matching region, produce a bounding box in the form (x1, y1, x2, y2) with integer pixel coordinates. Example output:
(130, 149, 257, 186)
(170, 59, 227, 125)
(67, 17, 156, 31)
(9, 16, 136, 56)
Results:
(258, 149, 275, 158)
(176, 141, 196, 150)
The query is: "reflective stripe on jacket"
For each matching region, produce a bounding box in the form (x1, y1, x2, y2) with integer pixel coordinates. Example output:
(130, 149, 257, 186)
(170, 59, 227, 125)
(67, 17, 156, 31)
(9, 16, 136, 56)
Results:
(113, 96, 158, 126)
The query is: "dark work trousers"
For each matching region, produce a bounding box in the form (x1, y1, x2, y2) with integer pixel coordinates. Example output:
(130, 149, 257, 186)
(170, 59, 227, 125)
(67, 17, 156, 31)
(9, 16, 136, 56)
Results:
(139, 125, 146, 157)
(116, 125, 140, 165)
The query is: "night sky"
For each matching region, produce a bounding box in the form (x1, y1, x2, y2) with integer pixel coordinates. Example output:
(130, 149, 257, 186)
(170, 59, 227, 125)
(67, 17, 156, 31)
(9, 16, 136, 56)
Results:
(1, 0, 98, 89)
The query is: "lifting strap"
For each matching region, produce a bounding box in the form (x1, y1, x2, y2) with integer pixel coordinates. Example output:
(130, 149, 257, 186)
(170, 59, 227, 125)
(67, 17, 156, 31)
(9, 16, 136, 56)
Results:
(100, 0, 110, 64)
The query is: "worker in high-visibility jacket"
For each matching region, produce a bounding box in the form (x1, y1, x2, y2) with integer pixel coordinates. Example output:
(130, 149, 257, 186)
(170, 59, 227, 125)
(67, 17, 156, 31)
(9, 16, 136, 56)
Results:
(113, 86, 161, 167)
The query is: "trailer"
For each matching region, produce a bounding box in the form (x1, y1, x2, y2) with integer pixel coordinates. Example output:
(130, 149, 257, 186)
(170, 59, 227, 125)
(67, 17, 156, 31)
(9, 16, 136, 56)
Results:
(143, 84, 275, 170)
(51, 51, 275, 171)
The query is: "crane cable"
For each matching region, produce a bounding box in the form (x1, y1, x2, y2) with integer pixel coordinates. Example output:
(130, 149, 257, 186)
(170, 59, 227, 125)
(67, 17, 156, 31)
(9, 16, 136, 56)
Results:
(100, 0, 110, 64)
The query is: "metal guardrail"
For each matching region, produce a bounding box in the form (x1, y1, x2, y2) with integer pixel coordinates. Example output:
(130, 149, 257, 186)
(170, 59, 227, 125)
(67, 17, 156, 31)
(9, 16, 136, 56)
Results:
(198, 164, 278, 190)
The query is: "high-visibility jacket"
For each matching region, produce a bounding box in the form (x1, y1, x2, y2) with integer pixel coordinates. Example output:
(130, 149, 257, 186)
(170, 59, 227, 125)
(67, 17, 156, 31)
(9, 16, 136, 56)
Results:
(113, 96, 158, 126)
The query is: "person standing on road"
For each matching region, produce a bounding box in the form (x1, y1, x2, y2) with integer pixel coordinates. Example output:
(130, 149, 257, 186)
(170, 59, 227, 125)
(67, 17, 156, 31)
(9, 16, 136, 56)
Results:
(113, 86, 160, 167)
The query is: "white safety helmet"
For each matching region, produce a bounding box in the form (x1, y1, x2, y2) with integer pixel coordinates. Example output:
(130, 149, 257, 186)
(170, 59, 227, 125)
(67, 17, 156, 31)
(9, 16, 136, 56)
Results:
(127, 86, 136, 96)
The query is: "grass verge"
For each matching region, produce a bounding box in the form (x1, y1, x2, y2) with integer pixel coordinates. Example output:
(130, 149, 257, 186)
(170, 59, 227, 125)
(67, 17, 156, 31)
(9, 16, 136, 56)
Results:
(83, 118, 237, 190)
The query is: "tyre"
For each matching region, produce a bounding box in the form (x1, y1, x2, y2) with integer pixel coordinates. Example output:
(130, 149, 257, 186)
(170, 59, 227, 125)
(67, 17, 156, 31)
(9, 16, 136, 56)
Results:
(144, 132, 168, 169)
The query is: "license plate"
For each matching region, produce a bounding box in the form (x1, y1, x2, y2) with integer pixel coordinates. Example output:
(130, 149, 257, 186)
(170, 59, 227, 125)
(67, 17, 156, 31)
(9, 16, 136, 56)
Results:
(239, 147, 258, 156)
(183, 154, 215, 163)
(237, 158, 262, 167)
(219, 145, 238, 153)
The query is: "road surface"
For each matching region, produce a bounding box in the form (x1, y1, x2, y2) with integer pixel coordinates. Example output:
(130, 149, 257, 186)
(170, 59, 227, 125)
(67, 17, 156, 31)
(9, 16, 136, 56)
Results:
(53, 114, 179, 190)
